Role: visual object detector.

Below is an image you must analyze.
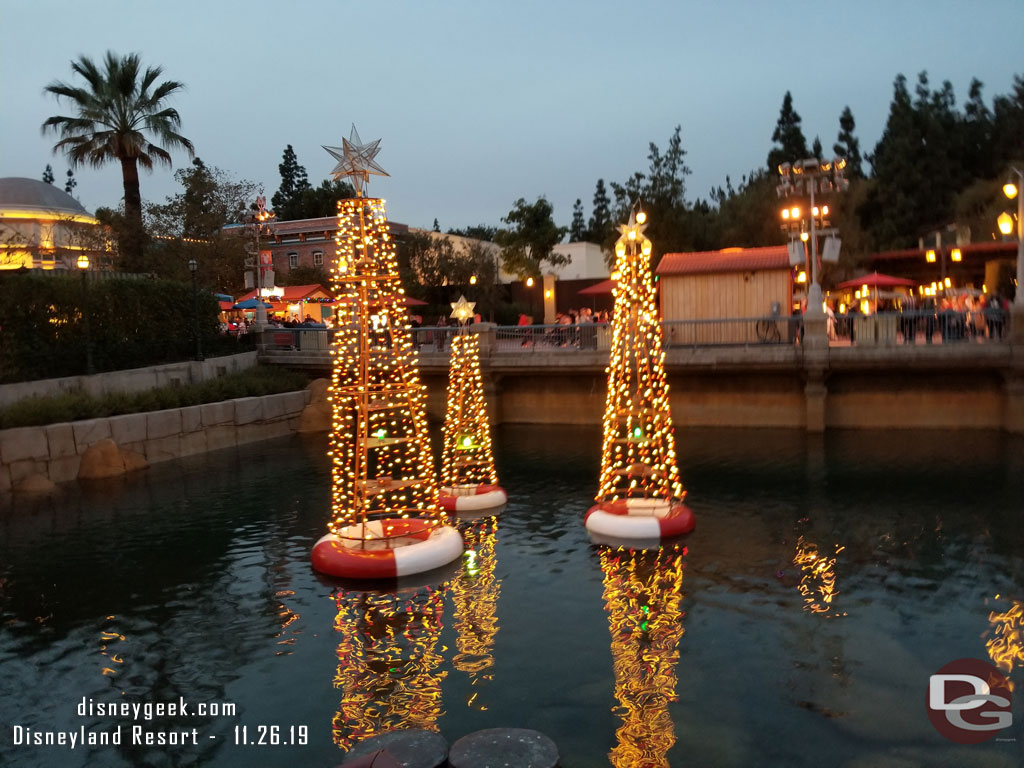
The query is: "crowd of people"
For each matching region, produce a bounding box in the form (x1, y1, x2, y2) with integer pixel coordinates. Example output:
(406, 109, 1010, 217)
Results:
(827, 292, 1010, 344)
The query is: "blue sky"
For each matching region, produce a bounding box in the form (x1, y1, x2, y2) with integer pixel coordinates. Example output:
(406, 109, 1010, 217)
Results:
(3, 0, 1021, 234)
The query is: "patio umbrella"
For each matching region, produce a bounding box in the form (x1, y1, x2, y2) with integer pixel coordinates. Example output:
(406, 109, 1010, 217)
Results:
(835, 272, 915, 289)
(578, 278, 616, 295)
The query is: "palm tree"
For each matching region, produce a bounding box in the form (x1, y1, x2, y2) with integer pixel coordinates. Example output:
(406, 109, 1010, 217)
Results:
(42, 51, 195, 271)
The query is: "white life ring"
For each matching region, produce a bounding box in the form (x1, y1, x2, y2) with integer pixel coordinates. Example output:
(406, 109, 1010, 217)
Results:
(584, 498, 695, 540)
(311, 519, 463, 579)
(439, 484, 508, 513)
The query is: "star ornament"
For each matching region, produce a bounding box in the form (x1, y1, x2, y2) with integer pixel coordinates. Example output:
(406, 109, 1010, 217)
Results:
(450, 294, 476, 324)
(323, 124, 390, 196)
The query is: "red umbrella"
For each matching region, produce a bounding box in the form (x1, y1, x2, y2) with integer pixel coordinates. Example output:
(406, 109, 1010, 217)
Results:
(835, 272, 915, 289)
(578, 278, 616, 295)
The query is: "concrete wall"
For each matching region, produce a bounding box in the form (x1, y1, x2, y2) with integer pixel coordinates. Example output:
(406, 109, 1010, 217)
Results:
(0, 388, 309, 493)
(0, 352, 257, 408)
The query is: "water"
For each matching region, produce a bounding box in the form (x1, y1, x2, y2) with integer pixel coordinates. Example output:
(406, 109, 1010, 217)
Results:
(2, 425, 1024, 767)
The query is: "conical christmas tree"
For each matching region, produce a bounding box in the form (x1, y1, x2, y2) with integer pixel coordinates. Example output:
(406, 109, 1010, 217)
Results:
(438, 296, 507, 513)
(585, 207, 695, 541)
(311, 126, 462, 578)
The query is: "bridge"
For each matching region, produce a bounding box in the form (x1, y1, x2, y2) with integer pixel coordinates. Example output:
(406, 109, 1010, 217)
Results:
(256, 316, 1024, 434)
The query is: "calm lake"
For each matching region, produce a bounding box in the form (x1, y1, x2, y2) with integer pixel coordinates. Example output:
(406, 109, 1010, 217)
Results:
(2, 425, 1023, 767)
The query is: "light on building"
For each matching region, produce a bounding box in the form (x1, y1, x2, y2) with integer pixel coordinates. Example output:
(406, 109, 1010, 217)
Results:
(544, 289, 552, 299)
(926, 249, 936, 263)
(469, 275, 477, 285)
(76, 253, 89, 270)
(796, 271, 807, 283)
(944, 277, 952, 288)
(1005, 182, 1019, 200)
(951, 248, 962, 262)
(525, 277, 534, 287)
(800, 232, 809, 242)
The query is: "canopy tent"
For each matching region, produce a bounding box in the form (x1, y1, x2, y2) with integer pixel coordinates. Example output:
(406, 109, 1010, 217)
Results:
(232, 298, 273, 310)
(835, 272, 915, 289)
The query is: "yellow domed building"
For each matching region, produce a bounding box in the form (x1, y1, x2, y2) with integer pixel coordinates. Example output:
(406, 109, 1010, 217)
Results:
(0, 177, 105, 271)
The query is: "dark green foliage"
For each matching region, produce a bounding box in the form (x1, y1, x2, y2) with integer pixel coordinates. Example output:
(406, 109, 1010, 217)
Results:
(833, 106, 864, 179)
(767, 91, 809, 171)
(570, 198, 586, 242)
(42, 165, 55, 184)
(495, 197, 569, 279)
(64, 169, 77, 195)
(0, 273, 223, 383)
(587, 178, 613, 244)
(280, 179, 356, 220)
(271, 145, 311, 220)
(447, 224, 498, 241)
(0, 366, 309, 429)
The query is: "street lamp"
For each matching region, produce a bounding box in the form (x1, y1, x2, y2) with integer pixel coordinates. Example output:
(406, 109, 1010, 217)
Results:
(248, 195, 276, 328)
(1001, 168, 1023, 306)
(777, 157, 848, 318)
(76, 253, 95, 375)
(188, 258, 204, 361)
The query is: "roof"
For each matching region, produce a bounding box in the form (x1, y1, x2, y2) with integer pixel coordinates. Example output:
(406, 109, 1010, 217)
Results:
(0, 177, 94, 219)
(237, 284, 331, 302)
(657, 245, 790, 275)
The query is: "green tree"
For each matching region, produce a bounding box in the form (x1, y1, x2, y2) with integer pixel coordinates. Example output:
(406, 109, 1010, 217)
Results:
(495, 197, 569, 279)
(447, 224, 497, 241)
(271, 145, 311, 221)
(587, 178, 612, 244)
(962, 78, 994, 179)
(145, 158, 258, 289)
(42, 164, 55, 184)
(767, 91, 809, 171)
(992, 74, 1024, 168)
(570, 198, 586, 241)
(42, 51, 194, 271)
(433, 218, 441, 232)
(64, 168, 77, 195)
(833, 106, 864, 179)
(811, 136, 823, 160)
(285, 179, 356, 219)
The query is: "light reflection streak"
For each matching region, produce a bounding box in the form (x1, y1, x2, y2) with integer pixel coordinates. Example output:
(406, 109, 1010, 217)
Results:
(986, 598, 1024, 689)
(600, 546, 686, 768)
(794, 537, 847, 617)
(99, 615, 125, 677)
(273, 589, 301, 655)
(450, 516, 501, 710)
(331, 585, 447, 751)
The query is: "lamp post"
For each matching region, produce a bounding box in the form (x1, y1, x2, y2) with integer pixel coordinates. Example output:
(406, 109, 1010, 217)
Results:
(76, 253, 95, 375)
(249, 196, 276, 329)
(777, 157, 848, 319)
(1002, 168, 1023, 306)
(188, 258, 204, 361)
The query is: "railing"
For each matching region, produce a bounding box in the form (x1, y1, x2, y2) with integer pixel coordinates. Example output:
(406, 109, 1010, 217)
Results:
(838, 309, 1011, 346)
(259, 309, 1012, 358)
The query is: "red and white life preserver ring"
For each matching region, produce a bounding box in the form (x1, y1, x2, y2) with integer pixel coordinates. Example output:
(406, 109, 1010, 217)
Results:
(439, 484, 507, 513)
(311, 519, 464, 579)
(584, 498, 695, 540)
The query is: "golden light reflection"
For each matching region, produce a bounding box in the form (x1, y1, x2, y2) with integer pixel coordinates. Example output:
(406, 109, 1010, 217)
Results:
(99, 615, 125, 677)
(793, 537, 847, 617)
(450, 516, 501, 709)
(332, 586, 447, 751)
(986, 598, 1024, 690)
(600, 546, 686, 768)
(273, 589, 302, 656)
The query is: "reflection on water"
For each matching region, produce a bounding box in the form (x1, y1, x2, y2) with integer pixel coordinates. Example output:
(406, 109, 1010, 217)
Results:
(450, 516, 501, 710)
(331, 585, 447, 751)
(987, 598, 1024, 688)
(600, 545, 686, 768)
(793, 537, 847, 618)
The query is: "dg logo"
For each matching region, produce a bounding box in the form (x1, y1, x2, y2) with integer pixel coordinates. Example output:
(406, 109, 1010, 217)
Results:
(927, 658, 1013, 744)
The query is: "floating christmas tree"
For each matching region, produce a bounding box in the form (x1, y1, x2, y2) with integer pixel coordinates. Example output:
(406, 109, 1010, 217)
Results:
(331, 586, 447, 750)
(585, 207, 695, 541)
(438, 296, 507, 513)
(601, 546, 687, 768)
(450, 515, 501, 710)
(311, 126, 462, 579)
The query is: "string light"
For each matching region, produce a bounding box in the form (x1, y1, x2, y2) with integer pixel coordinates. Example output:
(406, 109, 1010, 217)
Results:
(596, 207, 685, 505)
(441, 332, 499, 489)
(326, 196, 445, 540)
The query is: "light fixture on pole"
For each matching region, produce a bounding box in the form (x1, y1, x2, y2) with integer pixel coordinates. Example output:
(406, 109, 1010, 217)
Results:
(1001, 168, 1023, 306)
(188, 258, 204, 362)
(76, 253, 95, 375)
(777, 157, 848, 318)
(249, 196, 276, 329)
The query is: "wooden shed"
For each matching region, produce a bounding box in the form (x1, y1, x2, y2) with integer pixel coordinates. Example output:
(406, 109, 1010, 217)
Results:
(655, 246, 794, 344)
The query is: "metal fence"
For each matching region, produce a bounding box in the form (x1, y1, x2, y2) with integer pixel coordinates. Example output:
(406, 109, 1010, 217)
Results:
(839, 309, 1011, 346)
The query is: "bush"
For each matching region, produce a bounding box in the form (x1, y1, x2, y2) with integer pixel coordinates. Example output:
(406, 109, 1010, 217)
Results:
(0, 366, 310, 429)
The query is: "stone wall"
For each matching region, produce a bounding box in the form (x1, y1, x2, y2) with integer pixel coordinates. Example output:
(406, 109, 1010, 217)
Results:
(0, 389, 309, 493)
(0, 352, 257, 408)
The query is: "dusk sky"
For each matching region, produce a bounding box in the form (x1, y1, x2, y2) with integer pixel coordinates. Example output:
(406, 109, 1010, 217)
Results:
(3, 0, 1021, 234)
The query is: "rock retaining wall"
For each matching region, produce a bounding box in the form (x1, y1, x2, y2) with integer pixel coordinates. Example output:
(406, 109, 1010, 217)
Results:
(0, 389, 309, 493)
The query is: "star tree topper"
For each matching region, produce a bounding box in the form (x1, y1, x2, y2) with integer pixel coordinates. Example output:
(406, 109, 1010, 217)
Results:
(323, 124, 390, 197)
(450, 295, 476, 324)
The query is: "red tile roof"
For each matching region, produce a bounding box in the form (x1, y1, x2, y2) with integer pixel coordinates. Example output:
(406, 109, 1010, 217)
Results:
(657, 245, 790, 275)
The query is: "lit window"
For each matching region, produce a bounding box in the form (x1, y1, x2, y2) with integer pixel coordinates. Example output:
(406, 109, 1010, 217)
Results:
(288, 252, 298, 268)
(313, 251, 323, 267)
